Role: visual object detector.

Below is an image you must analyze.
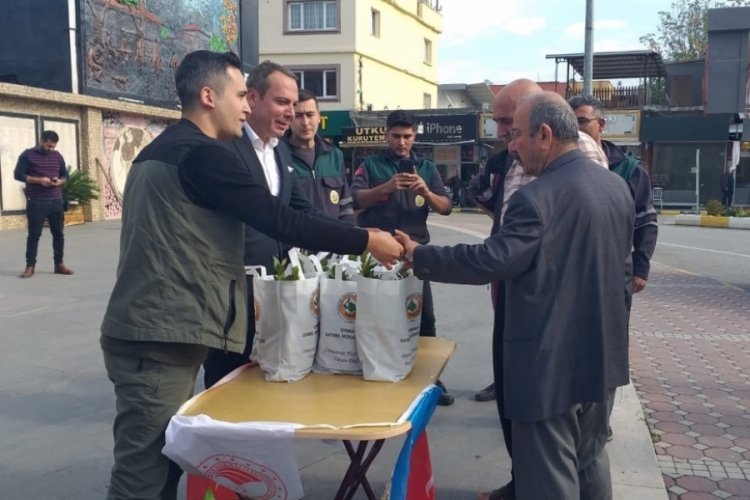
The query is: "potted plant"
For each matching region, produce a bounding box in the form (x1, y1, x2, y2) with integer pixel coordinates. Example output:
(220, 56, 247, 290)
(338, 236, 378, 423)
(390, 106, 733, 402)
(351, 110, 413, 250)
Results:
(62, 167, 99, 225)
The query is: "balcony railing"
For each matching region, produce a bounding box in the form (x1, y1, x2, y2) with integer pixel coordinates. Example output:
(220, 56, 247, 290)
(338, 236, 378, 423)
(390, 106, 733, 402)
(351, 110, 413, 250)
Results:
(418, 0, 441, 11)
(567, 85, 649, 109)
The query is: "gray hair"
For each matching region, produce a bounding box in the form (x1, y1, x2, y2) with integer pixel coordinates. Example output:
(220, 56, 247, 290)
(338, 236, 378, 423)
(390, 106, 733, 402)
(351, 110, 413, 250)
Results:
(527, 94, 579, 144)
(245, 60, 297, 97)
(567, 94, 605, 117)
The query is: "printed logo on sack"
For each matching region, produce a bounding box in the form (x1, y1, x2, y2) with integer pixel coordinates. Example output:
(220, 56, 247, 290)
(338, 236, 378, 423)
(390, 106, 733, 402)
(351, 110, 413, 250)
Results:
(254, 298, 260, 322)
(337, 292, 357, 322)
(310, 289, 320, 318)
(198, 454, 287, 500)
(405, 293, 422, 320)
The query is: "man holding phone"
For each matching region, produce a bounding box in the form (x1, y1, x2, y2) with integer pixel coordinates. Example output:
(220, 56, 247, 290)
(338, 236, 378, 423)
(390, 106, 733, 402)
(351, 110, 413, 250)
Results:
(14, 130, 74, 278)
(351, 110, 455, 405)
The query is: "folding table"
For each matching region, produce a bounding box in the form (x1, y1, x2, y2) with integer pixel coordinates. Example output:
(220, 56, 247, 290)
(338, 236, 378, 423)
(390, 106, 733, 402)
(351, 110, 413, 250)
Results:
(177, 337, 456, 499)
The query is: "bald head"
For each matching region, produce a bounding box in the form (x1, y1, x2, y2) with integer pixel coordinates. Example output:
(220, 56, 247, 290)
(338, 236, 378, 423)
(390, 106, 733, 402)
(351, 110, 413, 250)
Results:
(493, 78, 543, 142)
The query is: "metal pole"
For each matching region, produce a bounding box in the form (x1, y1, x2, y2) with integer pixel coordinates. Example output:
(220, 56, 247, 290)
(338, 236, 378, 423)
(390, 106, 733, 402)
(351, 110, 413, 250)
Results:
(68, 0, 78, 93)
(695, 149, 700, 213)
(583, 0, 594, 95)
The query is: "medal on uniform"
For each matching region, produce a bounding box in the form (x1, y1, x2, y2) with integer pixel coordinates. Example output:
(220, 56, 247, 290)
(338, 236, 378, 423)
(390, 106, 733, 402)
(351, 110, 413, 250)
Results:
(330, 190, 340, 204)
(415, 195, 425, 207)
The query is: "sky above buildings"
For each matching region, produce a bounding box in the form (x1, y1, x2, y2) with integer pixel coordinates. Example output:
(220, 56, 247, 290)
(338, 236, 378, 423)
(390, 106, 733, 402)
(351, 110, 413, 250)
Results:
(438, 0, 676, 85)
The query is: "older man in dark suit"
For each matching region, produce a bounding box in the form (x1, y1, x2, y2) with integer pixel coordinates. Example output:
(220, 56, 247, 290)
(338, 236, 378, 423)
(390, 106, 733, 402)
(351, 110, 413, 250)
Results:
(396, 92, 634, 500)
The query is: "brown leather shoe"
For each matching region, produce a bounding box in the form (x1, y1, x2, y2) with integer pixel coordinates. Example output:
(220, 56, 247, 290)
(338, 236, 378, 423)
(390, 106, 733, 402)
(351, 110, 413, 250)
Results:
(20, 266, 35, 278)
(54, 264, 74, 275)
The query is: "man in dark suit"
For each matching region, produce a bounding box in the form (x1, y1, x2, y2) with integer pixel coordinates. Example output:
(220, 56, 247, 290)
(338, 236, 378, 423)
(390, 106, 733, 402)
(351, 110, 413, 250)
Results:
(202, 60, 323, 388)
(396, 92, 634, 499)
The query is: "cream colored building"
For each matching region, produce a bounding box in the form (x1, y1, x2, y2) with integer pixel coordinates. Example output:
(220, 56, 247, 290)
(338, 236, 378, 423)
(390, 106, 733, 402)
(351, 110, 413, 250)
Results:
(259, 0, 443, 111)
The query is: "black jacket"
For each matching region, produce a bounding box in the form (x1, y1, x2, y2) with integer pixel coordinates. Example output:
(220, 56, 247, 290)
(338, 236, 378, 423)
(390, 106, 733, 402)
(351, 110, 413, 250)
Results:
(468, 150, 515, 236)
(228, 130, 323, 271)
(601, 140, 658, 281)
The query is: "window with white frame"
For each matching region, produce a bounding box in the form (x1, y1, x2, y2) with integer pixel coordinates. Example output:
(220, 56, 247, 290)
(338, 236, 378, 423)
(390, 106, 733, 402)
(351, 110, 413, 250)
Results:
(287, 1, 338, 32)
(424, 38, 432, 65)
(292, 67, 339, 100)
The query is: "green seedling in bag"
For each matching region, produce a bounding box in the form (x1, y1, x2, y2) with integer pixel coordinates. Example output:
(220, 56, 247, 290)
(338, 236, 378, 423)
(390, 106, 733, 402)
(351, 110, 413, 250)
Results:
(272, 256, 301, 281)
(359, 252, 378, 278)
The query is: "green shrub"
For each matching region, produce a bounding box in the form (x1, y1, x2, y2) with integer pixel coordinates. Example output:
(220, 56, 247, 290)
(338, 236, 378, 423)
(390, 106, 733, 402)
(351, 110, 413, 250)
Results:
(704, 199, 723, 216)
(63, 167, 99, 205)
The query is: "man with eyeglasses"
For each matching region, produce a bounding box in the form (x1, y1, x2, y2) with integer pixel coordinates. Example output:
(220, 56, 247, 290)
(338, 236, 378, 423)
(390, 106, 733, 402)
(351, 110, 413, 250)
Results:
(468, 79, 608, 500)
(568, 94, 658, 296)
(398, 91, 633, 500)
(568, 94, 658, 444)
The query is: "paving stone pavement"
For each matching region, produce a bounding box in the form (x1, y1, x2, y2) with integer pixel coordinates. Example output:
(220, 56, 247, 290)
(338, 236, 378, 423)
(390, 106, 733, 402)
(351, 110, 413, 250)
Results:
(630, 261, 750, 500)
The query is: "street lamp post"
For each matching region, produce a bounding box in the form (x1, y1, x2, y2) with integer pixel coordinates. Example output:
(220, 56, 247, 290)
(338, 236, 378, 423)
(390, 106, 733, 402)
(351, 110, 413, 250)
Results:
(583, 0, 594, 95)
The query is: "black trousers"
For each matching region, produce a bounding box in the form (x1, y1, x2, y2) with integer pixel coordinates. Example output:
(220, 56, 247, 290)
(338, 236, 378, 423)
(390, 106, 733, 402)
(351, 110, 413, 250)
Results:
(722, 190, 734, 207)
(492, 281, 515, 484)
(203, 276, 255, 388)
(419, 280, 436, 337)
(25, 198, 65, 266)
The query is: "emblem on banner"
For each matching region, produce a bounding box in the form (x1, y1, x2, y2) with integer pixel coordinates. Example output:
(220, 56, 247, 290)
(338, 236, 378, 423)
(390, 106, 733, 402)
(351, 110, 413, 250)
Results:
(330, 190, 340, 204)
(199, 454, 287, 500)
(414, 195, 425, 207)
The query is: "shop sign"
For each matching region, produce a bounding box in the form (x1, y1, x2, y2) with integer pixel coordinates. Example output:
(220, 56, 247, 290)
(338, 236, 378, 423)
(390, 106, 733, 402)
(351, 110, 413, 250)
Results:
(318, 110, 352, 137)
(341, 126, 387, 145)
(415, 114, 477, 142)
(481, 114, 498, 139)
(602, 110, 640, 142)
(433, 145, 460, 163)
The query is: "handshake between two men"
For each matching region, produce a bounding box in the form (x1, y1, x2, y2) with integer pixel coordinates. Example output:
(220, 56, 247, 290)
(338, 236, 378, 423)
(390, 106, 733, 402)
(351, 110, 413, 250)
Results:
(363, 227, 407, 268)
(363, 228, 423, 270)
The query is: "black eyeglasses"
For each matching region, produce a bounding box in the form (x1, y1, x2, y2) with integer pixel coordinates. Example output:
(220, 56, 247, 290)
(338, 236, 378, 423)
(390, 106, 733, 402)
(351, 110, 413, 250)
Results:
(576, 117, 600, 125)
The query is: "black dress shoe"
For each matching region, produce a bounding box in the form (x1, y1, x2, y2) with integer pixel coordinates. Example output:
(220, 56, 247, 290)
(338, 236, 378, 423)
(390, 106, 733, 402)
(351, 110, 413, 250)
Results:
(475, 382, 496, 402)
(479, 482, 516, 500)
(435, 380, 455, 406)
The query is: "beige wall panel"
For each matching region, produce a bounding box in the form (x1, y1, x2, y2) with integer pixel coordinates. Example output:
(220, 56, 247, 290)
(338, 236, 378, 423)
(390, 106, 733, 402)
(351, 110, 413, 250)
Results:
(41, 120, 79, 172)
(0, 115, 37, 212)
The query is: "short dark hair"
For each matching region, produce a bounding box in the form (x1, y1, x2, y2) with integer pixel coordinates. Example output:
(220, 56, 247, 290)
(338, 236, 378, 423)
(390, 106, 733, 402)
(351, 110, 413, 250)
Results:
(245, 60, 297, 97)
(567, 94, 604, 117)
(298, 89, 318, 107)
(40, 130, 59, 143)
(386, 110, 416, 131)
(175, 50, 242, 111)
(528, 94, 579, 144)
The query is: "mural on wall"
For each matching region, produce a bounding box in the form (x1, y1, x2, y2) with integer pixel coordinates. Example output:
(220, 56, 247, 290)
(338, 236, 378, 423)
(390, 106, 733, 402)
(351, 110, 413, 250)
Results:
(81, 0, 239, 108)
(101, 111, 170, 218)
